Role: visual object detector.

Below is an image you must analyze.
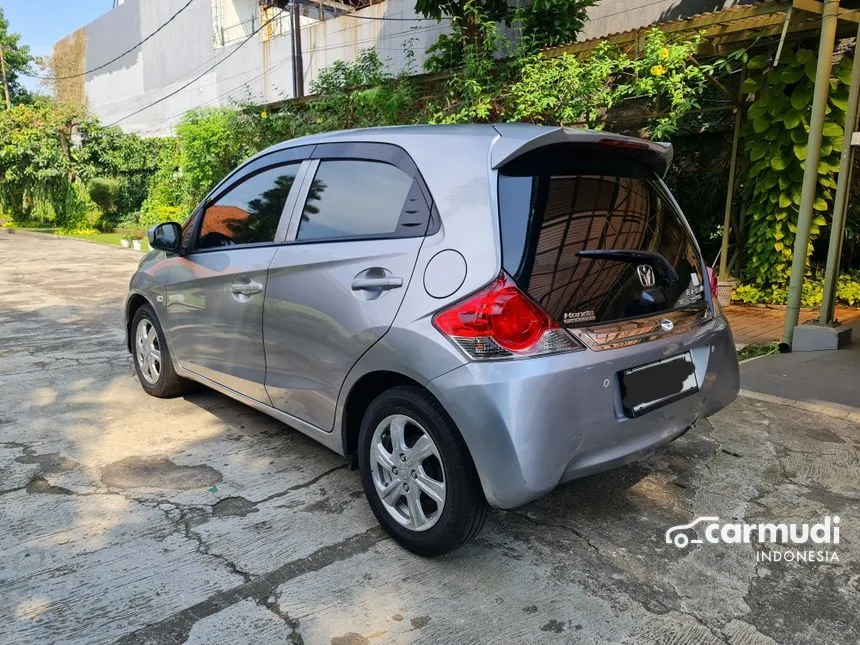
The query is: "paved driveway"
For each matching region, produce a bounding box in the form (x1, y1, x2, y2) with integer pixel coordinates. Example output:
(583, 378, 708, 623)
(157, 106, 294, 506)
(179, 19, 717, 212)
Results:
(1, 232, 858, 645)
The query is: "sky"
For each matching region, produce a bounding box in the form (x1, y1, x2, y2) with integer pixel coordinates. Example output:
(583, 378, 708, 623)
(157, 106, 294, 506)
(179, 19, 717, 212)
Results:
(1, 0, 113, 90)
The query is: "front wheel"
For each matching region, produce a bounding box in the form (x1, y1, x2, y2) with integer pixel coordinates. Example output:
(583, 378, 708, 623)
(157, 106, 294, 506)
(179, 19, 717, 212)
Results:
(358, 386, 488, 557)
(131, 304, 188, 398)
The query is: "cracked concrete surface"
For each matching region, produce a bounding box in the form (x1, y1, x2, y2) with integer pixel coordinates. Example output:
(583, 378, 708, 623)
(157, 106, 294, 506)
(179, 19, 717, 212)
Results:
(0, 233, 858, 645)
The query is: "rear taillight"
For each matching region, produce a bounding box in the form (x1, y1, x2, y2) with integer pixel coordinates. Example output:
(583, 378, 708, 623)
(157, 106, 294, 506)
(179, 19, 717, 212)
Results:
(706, 266, 720, 313)
(432, 274, 583, 360)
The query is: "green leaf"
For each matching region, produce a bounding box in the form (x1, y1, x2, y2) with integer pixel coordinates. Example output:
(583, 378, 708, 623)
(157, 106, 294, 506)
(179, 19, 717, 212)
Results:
(747, 54, 769, 70)
(776, 210, 789, 221)
(771, 154, 790, 171)
(830, 86, 849, 111)
(813, 214, 827, 226)
(749, 159, 769, 177)
(791, 128, 808, 144)
(813, 197, 828, 211)
(780, 66, 805, 84)
(782, 111, 802, 129)
(835, 61, 853, 86)
(793, 143, 807, 160)
(791, 85, 814, 110)
(805, 57, 818, 82)
(796, 49, 814, 65)
(753, 116, 770, 133)
(741, 77, 759, 94)
(822, 121, 843, 138)
(779, 193, 792, 208)
(750, 144, 768, 162)
(774, 241, 784, 252)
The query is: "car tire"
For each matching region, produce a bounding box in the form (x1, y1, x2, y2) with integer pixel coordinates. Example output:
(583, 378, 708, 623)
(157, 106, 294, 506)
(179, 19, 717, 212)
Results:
(131, 304, 188, 398)
(358, 385, 488, 557)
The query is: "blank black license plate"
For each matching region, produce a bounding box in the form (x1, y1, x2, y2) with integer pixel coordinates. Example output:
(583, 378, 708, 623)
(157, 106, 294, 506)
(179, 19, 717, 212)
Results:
(621, 352, 698, 417)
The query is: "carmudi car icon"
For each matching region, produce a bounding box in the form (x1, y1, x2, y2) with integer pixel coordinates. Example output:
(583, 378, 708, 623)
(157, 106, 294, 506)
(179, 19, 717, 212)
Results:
(665, 517, 720, 548)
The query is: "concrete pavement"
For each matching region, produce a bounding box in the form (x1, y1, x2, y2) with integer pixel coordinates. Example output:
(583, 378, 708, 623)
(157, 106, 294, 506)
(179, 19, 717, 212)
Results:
(1, 232, 858, 645)
(740, 321, 860, 423)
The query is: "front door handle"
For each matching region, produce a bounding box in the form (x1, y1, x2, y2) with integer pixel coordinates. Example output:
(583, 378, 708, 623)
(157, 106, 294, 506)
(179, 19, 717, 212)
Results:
(351, 277, 404, 291)
(230, 281, 263, 296)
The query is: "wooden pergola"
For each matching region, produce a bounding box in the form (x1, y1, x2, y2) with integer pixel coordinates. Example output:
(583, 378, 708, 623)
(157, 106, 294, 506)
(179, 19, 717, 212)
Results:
(543, 0, 860, 348)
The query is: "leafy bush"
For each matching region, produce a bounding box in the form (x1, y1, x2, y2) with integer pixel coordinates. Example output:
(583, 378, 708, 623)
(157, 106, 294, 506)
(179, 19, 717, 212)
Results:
(140, 205, 182, 229)
(836, 273, 860, 305)
(175, 107, 256, 204)
(732, 274, 860, 307)
(507, 29, 715, 138)
(115, 210, 141, 230)
(87, 176, 124, 229)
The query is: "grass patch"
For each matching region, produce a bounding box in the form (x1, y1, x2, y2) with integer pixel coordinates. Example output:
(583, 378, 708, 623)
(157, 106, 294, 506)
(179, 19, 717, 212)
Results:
(67, 230, 126, 246)
(7, 226, 129, 248)
(737, 343, 779, 362)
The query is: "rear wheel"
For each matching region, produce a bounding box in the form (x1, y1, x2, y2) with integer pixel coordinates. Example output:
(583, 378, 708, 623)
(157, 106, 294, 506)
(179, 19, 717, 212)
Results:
(358, 386, 488, 556)
(131, 304, 188, 398)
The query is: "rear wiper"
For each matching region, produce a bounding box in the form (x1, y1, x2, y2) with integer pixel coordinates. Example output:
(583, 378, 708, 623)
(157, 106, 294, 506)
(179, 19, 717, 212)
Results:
(576, 249, 679, 286)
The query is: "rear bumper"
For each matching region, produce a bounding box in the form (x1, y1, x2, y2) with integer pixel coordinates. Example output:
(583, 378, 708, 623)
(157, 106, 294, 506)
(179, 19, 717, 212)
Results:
(427, 315, 739, 509)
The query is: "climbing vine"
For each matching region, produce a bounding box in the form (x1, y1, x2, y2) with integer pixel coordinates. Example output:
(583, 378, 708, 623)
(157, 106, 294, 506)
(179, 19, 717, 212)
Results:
(741, 45, 853, 286)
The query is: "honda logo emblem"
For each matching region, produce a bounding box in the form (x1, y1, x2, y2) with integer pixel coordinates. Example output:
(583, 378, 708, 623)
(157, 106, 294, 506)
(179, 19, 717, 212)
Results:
(636, 264, 656, 287)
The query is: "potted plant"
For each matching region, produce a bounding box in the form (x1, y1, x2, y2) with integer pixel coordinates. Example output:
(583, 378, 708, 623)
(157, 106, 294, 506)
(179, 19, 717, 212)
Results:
(120, 233, 133, 248)
(131, 232, 144, 251)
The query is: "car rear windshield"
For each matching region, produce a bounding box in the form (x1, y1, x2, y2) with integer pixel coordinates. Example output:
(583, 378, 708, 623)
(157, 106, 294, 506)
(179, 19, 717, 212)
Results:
(498, 145, 705, 328)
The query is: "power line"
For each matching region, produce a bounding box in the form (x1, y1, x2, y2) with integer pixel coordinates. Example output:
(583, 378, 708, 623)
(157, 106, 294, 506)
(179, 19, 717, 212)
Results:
(338, 13, 447, 22)
(107, 7, 285, 126)
(27, 0, 197, 81)
(126, 22, 441, 124)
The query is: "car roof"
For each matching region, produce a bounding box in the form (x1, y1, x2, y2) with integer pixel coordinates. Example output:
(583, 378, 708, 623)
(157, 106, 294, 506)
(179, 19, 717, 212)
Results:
(254, 123, 673, 176)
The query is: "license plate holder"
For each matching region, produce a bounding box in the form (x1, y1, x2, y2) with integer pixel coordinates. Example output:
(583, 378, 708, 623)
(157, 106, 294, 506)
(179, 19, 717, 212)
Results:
(621, 352, 698, 417)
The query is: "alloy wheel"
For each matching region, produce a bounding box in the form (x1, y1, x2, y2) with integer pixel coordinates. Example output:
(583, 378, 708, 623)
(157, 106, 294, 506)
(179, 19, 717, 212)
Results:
(370, 413, 446, 532)
(135, 318, 162, 385)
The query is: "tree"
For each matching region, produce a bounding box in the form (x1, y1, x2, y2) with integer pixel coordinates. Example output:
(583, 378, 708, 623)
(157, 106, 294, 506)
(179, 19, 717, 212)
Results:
(0, 7, 34, 105)
(0, 99, 92, 227)
(517, 0, 599, 51)
(418, 0, 598, 71)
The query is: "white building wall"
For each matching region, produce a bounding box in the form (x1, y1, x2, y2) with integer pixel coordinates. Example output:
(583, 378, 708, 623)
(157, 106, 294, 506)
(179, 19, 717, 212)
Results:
(78, 0, 446, 136)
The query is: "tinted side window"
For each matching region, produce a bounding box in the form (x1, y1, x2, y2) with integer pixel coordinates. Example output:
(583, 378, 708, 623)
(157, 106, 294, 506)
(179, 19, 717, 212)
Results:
(197, 164, 300, 250)
(297, 160, 417, 241)
(180, 208, 201, 249)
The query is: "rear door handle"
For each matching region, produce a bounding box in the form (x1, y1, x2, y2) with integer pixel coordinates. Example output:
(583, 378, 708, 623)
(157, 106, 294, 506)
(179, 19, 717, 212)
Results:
(230, 281, 263, 296)
(351, 277, 404, 291)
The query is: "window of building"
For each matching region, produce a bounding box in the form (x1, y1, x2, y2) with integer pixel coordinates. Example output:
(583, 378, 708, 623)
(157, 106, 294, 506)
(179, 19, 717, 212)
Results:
(212, 0, 259, 47)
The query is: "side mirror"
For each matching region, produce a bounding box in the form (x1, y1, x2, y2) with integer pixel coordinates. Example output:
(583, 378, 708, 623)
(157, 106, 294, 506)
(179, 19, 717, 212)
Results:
(148, 222, 182, 254)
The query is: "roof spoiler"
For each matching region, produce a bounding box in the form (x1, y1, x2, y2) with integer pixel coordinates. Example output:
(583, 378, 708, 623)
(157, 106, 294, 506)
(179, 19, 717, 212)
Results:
(490, 126, 674, 177)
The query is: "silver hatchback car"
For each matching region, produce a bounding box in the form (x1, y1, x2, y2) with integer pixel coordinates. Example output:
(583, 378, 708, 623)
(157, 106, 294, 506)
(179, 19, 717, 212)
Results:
(125, 124, 739, 556)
